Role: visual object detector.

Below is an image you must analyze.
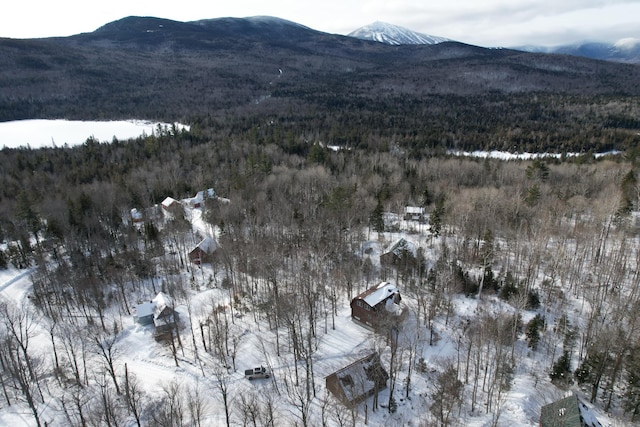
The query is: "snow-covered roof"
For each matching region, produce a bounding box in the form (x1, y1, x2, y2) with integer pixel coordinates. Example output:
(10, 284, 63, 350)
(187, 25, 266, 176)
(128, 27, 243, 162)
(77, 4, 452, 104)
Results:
(405, 206, 425, 214)
(135, 292, 175, 321)
(540, 394, 582, 427)
(383, 238, 417, 257)
(161, 197, 179, 207)
(328, 353, 388, 404)
(187, 188, 217, 207)
(135, 301, 155, 318)
(194, 236, 217, 254)
(153, 292, 172, 310)
(197, 188, 215, 199)
(130, 208, 143, 220)
(359, 282, 399, 307)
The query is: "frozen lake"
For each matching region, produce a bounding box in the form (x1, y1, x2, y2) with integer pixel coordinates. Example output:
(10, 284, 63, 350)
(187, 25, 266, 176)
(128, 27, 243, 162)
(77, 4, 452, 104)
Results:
(0, 119, 188, 149)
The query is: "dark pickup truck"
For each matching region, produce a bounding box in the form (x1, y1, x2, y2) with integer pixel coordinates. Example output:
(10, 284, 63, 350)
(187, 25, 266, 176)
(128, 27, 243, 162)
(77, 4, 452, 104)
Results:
(244, 366, 270, 380)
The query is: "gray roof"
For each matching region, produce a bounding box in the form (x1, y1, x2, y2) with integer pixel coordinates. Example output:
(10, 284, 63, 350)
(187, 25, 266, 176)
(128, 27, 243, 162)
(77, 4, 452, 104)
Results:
(540, 394, 583, 427)
(135, 301, 155, 319)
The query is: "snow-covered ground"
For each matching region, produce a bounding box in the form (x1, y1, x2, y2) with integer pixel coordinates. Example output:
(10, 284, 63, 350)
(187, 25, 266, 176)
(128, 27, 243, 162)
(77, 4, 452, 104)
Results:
(448, 149, 622, 160)
(0, 209, 627, 426)
(0, 119, 189, 149)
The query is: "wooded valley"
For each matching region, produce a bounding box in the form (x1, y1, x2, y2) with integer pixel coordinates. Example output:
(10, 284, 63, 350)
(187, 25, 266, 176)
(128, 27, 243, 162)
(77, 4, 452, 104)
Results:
(2, 16, 640, 427)
(2, 119, 640, 425)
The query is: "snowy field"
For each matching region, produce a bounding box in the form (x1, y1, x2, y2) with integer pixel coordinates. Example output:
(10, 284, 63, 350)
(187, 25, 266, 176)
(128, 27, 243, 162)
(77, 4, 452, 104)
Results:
(0, 119, 189, 149)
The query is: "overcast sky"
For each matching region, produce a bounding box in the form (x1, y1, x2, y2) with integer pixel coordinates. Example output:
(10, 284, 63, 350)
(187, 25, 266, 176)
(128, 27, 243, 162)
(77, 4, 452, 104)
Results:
(3, 1, 640, 47)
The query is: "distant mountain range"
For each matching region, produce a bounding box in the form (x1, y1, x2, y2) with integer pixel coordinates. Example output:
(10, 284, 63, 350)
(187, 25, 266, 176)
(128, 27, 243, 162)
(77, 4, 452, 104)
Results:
(517, 39, 640, 64)
(2, 15, 640, 124)
(348, 21, 640, 64)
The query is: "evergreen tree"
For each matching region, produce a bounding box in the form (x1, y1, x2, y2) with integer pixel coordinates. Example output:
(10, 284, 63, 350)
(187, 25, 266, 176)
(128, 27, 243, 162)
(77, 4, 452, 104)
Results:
(16, 191, 41, 244)
(370, 199, 384, 232)
(550, 351, 572, 385)
(524, 184, 541, 206)
(526, 159, 550, 181)
(429, 195, 445, 238)
(526, 314, 545, 350)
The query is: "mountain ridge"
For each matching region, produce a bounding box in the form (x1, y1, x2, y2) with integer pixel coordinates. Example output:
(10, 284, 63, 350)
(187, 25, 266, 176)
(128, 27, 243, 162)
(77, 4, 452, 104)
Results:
(348, 21, 639, 64)
(10, 15, 639, 63)
(1, 15, 639, 126)
(517, 39, 640, 64)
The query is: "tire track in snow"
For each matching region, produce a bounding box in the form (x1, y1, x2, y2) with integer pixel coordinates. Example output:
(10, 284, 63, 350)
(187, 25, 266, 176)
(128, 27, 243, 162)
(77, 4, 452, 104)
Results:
(0, 269, 33, 294)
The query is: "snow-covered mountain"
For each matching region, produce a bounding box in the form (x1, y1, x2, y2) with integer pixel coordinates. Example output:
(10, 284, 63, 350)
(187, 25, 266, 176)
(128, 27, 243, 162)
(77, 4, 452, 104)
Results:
(348, 21, 639, 64)
(518, 38, 640, 64)
(348, 21, 450, 45)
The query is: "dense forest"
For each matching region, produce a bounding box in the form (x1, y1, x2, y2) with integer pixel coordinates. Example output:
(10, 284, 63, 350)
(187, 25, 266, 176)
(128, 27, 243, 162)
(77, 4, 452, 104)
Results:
(2, 15, 640, 427)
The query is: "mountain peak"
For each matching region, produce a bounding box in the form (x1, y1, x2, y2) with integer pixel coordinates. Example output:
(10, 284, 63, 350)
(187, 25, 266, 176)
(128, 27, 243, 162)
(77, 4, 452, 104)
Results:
(348, 22, 450, 45)
(614, 37, 640, 50)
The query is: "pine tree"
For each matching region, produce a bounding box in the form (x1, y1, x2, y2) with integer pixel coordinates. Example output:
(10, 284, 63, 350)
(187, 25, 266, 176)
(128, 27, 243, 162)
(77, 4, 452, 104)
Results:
(550, 351, 572, 385)
(429, 195, 445, 238)
(370, 199, 384, 232)
(526, 314, 544, 350)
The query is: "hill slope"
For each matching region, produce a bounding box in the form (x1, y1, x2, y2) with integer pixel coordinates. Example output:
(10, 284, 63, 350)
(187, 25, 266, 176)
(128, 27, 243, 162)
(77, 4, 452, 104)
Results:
(1, 15, 639, 124)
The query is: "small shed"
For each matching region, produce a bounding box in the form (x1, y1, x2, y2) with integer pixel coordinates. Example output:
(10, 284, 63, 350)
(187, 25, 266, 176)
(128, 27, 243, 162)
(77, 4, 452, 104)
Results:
(188, 236, 218, 265)
(325, 353, 389, 407)
(351, 282, 402, 328)
(404, 206, 426, 222)
(130, 208, 144, 224)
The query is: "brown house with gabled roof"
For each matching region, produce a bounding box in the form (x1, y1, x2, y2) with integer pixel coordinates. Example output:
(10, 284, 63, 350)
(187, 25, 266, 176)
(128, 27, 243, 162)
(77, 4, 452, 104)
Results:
(325, 353, 389, 407)
(161, 197, 183, 218)
(188, 236, 218, 265)
(350, 282, 402, 328)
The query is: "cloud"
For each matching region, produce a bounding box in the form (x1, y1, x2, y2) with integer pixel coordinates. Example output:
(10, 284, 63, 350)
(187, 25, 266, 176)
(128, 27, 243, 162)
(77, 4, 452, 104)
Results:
(2, 0, 639, 47)
(342, 1, 640, 46)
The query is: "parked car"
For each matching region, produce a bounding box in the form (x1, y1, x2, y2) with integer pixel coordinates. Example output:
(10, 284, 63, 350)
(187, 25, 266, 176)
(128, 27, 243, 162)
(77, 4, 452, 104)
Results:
(244, 366, 270, 380)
